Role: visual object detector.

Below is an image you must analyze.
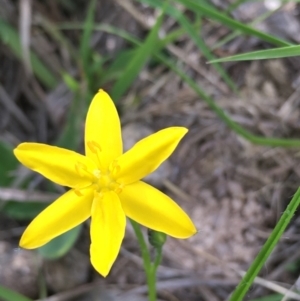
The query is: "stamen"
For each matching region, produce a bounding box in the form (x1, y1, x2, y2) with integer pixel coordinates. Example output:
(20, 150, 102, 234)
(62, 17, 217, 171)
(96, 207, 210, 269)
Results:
(87, 141, 102, 153)
(74, 189, 83, 197)
(75, 164, 81, 176)
(109, 160, 120, 177)
(87, 140, 104, 169)
(75, 162, 95, 179)
(74, 183, 94, 197)
(114, 187, 123, 194)
(114, 165, 120, 175)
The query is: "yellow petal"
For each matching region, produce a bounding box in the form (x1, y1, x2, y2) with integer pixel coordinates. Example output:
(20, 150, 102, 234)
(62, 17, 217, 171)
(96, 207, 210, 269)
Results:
(20, 188, 94, 248)
(85, 90, 122, 170)
(115, 127, 188, 184)
(90, 191, 126, 277)
(119, 181, 196, 238)
(14, 143, 97, 188)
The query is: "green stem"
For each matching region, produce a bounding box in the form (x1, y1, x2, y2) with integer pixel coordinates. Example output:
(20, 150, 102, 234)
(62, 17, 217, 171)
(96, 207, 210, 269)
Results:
(130, 219, 151, 273)
(130, 219, 162, 301)
(148, 247, 163, 301)
(147, 267, 156, 301)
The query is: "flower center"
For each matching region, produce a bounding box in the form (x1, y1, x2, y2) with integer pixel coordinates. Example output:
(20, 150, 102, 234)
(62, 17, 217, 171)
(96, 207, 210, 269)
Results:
(74, 141, 123, 197)
(92, 169, 123, 194)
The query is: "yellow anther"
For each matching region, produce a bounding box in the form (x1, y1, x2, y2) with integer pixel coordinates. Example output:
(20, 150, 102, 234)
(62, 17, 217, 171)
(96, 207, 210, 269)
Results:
(75, 164, 81, 176)
(87, 141, 102, 153)
(114, 187, 122, 194)
(109, 160, 120, 177)
(75, 162, 96, 181)
(74, 189, 83, 197)
(87, 141, 104, 169)
(75, 162, 86, 176)
(114, 165, 120, 174)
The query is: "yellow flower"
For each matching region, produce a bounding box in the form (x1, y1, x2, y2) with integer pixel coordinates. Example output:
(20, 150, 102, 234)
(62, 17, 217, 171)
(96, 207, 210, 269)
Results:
(14, 90, 196, 276)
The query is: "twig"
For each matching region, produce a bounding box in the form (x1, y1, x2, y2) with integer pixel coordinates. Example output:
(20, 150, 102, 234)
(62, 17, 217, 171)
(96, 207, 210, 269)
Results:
(0, 188, 57, 202)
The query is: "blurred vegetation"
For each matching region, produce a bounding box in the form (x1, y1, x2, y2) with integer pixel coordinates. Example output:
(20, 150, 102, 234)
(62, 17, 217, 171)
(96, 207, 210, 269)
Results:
(1, 0, 300, 301)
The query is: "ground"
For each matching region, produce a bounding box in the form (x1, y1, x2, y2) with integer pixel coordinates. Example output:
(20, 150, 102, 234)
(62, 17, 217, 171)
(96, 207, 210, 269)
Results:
(1, 1, 300, 300)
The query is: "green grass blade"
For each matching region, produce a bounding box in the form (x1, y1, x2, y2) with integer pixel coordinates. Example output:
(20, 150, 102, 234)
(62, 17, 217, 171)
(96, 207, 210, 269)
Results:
(174, 0, 292, 47)
(210, 45, 300, 63)
(211, 5, 284, 51)
(248, 294, 282, 301)
(55, 74, 86, 151)
(99, 49, 138, 85)
(80, 0, 97, 83)
(110, 11, 164, 102)
(56, 93, 85, 150)
(229, 187, 300, 301)
(137, 0, 237, 92)
(0, 18, 58, 89)
(0, 285, 33, 301)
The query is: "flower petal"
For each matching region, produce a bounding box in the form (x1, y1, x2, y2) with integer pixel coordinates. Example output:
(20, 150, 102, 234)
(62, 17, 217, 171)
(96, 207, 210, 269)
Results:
(90, 191, 126, 277)
(85, 90, 122, 170)
(20, 188, 94, 249)
(119, 181, 196, 238)
(115, 127, 187, 184)
(14, 143, 97, 188)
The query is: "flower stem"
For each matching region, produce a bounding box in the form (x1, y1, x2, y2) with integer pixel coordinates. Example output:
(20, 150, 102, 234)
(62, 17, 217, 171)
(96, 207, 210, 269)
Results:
(147, 246, 163, 301)
(130, 219, 163, 301)
(130, 219, 151, 272)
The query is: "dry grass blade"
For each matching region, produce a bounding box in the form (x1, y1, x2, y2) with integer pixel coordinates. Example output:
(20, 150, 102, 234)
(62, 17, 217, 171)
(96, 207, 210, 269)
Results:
(115, 0, 155, 28)
(0, 188, 58, 202)
(123, 278, 238, 296)
(19, 0, 32, 75)
(0, 84, 34, 132)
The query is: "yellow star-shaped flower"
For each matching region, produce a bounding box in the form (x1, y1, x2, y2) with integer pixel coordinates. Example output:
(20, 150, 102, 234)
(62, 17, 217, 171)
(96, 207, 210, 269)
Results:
(14, 90, 196, 276)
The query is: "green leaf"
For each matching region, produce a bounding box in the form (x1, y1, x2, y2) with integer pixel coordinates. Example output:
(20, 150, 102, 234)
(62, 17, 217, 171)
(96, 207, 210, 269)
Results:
(0, 141, 18, 186)
(111, 11, 165, 102)
(38, 225, 82, 259)
(0, 285, 33, 301)
(3, 202, 48, 220)
(210, 45, 300, 63)
(229, 187, 300, 301)
(0, 18, 58, 89)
